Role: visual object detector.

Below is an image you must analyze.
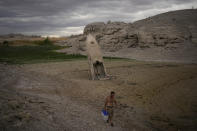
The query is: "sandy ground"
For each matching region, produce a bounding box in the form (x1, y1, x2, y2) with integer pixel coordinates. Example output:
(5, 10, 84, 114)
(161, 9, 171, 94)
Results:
(57, 45, 197, 64)
(0, 60, 197, 131)
(104, 44, 197, 64)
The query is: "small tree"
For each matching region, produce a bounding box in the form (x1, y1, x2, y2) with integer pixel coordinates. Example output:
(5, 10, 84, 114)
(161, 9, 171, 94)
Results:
(43, 37, 52, 45)
(3, 40, 9, 47)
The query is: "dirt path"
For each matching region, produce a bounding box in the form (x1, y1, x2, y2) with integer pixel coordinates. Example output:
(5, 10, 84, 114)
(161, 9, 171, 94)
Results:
(0, 60, 197, 130)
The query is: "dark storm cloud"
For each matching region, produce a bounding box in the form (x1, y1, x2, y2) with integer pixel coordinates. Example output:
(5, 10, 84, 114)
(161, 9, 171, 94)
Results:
(0, 0, 196, 36)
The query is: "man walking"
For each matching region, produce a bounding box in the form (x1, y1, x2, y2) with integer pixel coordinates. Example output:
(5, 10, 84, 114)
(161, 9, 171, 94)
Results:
(104, 91, 117, 126)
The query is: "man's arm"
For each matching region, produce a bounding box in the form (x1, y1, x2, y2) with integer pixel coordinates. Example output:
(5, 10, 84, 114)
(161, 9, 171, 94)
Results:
(114, 99, 117, 107)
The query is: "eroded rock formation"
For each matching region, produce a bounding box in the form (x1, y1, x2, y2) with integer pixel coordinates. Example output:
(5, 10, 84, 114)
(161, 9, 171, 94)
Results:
(83, 9, 197, 51)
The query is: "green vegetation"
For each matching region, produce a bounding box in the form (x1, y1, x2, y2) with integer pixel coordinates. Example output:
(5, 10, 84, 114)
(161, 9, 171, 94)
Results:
(40, 37, 53, 45)
(0, 38, 131, 64)
(0, 38, 86, 64)
(104, 56, 129, 60)
(3, 41, 9, 47)
(103, 56, 135, 62)
(0, 45, 86, 64)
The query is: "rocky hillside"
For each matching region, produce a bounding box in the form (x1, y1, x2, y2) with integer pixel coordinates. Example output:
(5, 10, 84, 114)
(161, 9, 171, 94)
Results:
(56, 9, 197, 62)
(84, 9, 197, 51)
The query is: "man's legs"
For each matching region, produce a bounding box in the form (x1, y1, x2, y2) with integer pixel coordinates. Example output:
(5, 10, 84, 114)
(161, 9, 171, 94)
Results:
(107, 107, 114, 126)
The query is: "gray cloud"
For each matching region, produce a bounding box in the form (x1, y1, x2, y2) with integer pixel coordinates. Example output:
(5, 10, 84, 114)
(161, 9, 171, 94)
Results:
(0, 0, 196, 36)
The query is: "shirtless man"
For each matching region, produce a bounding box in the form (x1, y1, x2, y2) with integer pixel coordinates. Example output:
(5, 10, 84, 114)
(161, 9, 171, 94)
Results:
(104, 91, 117, 126)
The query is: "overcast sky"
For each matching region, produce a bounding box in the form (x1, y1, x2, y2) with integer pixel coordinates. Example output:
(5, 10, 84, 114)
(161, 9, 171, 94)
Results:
(0, 0, 196, 37)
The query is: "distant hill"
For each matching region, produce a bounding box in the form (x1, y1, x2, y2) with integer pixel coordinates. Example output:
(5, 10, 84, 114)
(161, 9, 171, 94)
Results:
(0, 33, 41, 39)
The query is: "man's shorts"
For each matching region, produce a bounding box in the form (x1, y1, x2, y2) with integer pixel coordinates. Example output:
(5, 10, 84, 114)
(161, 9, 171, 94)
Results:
(106, 106, 114, 119)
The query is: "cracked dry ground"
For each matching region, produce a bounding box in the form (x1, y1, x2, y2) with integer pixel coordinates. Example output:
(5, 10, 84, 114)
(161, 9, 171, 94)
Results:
(0, 60, 197, 131)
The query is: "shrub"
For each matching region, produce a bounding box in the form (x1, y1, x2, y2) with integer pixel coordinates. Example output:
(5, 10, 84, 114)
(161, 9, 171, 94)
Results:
(39, 37, 53, 45)
(3, 41, 9, 47)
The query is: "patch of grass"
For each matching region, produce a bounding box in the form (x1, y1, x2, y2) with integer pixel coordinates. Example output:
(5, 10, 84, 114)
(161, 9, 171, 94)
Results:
(0, 44, 86, 64)
(0, 38, 133, 64)
(104, 56, 134, 61)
